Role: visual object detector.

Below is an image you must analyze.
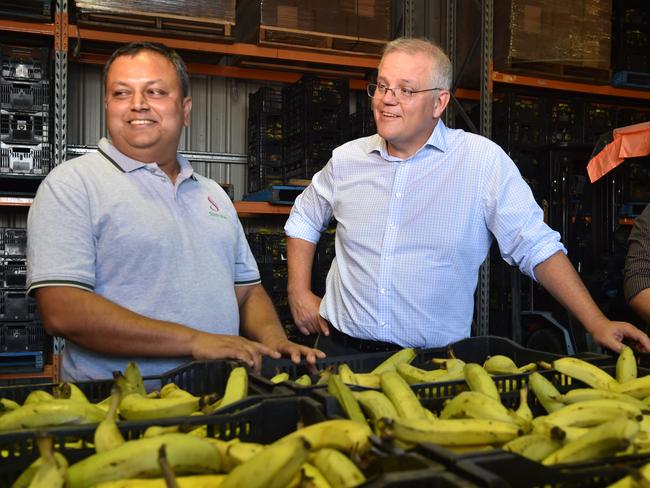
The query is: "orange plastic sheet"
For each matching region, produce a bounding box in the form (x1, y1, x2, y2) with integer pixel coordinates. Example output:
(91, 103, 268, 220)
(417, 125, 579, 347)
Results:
(587, 121, 650, 183)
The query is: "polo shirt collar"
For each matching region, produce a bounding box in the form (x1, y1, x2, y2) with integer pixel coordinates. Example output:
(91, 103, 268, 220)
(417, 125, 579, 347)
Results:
(367, 119, 449, 160)
(97, 137, 197, 181)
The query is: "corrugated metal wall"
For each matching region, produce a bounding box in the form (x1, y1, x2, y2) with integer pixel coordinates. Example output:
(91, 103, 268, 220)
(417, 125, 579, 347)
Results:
(66, 63, 280, 200)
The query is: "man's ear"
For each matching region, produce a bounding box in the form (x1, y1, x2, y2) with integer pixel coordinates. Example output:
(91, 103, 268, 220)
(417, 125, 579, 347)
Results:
(432, 90, 451, 119)
(183, 96, 192, 127)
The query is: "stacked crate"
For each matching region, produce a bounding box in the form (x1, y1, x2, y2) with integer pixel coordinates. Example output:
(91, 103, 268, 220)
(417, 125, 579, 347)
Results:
(612, 0, 650, 88)
(0, 228, 46, 373)
(350, 90, 376, 139)
(0, 45, 52, 176)
(282, 76, 349, 180)
(0, 0, 52, 22)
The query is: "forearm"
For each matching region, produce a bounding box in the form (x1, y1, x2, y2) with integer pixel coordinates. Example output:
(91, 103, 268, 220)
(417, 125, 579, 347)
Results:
(287, 237, 317, 295)
(534, 251, 608, 333)
(237, 284, 287, 344)
(630, 289, 650, 325)
(35, 286, 198, 357)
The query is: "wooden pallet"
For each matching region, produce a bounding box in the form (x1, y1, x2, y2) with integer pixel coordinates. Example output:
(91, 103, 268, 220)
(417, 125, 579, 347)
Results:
(500, 59, 611, 84)
(75, 6, 234, 41)
(258, 25, 384, 56)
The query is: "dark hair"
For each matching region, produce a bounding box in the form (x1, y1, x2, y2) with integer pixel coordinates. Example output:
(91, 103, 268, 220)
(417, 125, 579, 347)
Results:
(103, 42, 190, 97)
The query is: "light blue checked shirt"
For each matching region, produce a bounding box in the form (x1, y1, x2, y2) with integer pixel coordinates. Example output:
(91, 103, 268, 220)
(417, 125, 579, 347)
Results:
(285, 120, 566, 348)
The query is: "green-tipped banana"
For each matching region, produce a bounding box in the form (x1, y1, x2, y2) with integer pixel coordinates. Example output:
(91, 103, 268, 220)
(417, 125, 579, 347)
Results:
(502, 434, 561, 462)
(464, 363, 500, 401)
(528, 372, 564, 414)
(380, 417, 522, 446)
(214, 367, 248, 411)
(371, 348, 416, 375)
(617, 346, 638, 384)
(542, 417, 640, 465)
(94, 387, 125, 453)
(380, 370, 428, 420)
(338, 364, 358, 385)
(310, 448, 365, 488)
(66, 433, 221, 488)
(281, 419, 372, 455)
(220, 436, 310, 488)
(551, 357, 617, 390)
(327, 374, 366, 424)
(0, 399, 105, 431)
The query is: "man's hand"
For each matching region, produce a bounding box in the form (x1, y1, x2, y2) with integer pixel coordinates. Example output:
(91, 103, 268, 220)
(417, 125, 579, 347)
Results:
(287, 289, 330, 336)
(589, 319, 650, 353)
(267, 337, 326, 364)
(190, 333, 280, 373)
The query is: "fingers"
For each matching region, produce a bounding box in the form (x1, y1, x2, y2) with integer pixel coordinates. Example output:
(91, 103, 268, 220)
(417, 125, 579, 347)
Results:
(318, 317, 330, 336)
(621, 324, 650, 353)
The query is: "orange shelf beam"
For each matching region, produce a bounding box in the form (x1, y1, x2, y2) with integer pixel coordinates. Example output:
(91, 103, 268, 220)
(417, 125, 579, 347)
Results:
(234, 201, 292, 217)
(0, 363, 54, 381)
(0, 19, 55, 36)
(492, 70, 650, 100)
(0, 197, 34, 207)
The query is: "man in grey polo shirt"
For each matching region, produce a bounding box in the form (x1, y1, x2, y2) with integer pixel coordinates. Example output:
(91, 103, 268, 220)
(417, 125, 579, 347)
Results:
(27, 42, 324, 381)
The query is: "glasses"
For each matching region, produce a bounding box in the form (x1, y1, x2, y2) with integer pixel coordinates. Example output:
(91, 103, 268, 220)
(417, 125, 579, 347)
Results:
(367, 83, 445, 102)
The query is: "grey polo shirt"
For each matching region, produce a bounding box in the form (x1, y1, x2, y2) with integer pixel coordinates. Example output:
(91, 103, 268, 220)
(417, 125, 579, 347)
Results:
(27, 137, 260, 381)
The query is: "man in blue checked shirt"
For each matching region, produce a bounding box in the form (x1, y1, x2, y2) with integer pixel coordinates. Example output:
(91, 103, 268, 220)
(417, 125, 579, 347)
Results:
(285, 37, 650, 355)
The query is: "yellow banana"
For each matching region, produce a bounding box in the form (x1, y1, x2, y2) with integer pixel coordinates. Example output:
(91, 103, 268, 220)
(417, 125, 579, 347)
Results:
(94, 387, 125, 453)
(542, 417, 640, 465)
(327, 374, 366, 424)
(0, 398, 20, 411)
(371, 348, 417, 375)
(528, 372, 565, 414)
(606, 462, 650, 488)
(556, 388, 648, 409)
(338, 364, 358, 385)
(295, 374, 312, 386)
(380, 370, 428, 420)
(354, 373, 381, 389)
(66, 433, 221, 488)
(124, 361, 147, 396)
(379, 417, 522, 446)
(463, 363, 500, 401)
(617, 345, 638, 383)
(223, 440, 265, 472)
(515, 387, 533, 424)
(353, 390, 398, 427)
(220, 436, 310, 488)
(614, 375, 650, 399)
(551, 357, 617, 390)
(23, 389, 55, 405)
(91, 475, 227, 488)
(395, 363, 451, 384)
(502, 434, 561, 462)
(296, 463, 332, 488)
(56, 382, 90, 403)
(270, 372, 289, 384)
(483, 355, 536, 374)
(11, 437, 68, 488)
(281, 419, 372, 455)
(119, 393, 199, 421)
(0, 399, 105, 431)
(144, 425, 182, 438)
(213, 366, 248, 411)
(310, 448, 365, 488)
(431, 358, 466, 371)
(440, 391, 528, 431)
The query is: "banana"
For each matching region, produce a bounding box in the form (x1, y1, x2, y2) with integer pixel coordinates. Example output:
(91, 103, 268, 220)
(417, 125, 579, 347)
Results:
(431, 358, 466, 372)
(94, 387, 125, 453)
(295, 374, 312, 386)
(328, 374, 366, 424)
(213, 366, 248, 411)
(551, 357, 617, 390)
(614, 375, 650, 399)
(124, 361, 147, 396)
(144, 425, 182, 438)
(338, 364, 358, 385)
(0, 398, 20, 412)
(542, 417, 640, 465)
(66, 433, 221, 488)
(56, 382, 90, 403)
(502, 434, 561, 462)
(310, 448, 365, 488)
(606, 462, 650, 488)
(23, 390, 55, 405)
(440, 391, 528, 431)
(91, 475, 227, 488)
(220, 436, 310, 488)
(395, 363, 452, 384)
(617, 345, 638, 383)
(119, 393, 199, 421)
(556, 388, 648, 410)
(463, 363, 500, 401)
(371, 348, 417, 375)
(380, 370, 428, 420)
(270, 372, 289, 384)
(223, 441, 265, 472)
(296, 463, 332, 488)
(515, 387, 533, 424)
(532, 399, 643, 435)
(528, 372, 565, 414)
(0, 399, 105, 431)
(354, 373, 381, 389)
(11, 437, 68, 488)
(379, 417, 522, 446)
(353, 390, 398, 427)
(281, 419, 372, 455)
(483, 355, 536, 375)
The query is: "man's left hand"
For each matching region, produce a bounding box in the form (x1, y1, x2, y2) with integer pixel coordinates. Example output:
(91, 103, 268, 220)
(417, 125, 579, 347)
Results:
(590, 319, 650, 353)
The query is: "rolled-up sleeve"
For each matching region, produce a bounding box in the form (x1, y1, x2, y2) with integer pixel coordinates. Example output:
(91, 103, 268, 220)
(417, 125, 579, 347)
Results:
(624, 204, 650, 302)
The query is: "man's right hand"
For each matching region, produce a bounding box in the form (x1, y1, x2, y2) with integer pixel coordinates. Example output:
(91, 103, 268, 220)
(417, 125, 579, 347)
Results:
(287, 289, 330, 336)
(190, 333, 280, 373)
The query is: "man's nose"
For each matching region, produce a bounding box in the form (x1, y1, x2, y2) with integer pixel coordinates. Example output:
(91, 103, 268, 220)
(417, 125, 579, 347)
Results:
(131, 92, 149, 110)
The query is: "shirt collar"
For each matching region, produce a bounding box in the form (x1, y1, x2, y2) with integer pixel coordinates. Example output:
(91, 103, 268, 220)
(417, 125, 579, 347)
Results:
(367, 119, 449, 160)
(98, 137, 196, 180)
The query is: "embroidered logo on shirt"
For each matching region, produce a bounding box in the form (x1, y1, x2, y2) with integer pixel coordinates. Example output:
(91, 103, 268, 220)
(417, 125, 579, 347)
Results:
(208, 196, 226, 219)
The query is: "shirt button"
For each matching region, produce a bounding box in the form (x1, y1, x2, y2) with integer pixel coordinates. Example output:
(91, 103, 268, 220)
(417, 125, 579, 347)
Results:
(380, 288, 386, 294)
(388, 224, 395, 230)
(395, 192, 402, 198)
(380, 321, 386, 326)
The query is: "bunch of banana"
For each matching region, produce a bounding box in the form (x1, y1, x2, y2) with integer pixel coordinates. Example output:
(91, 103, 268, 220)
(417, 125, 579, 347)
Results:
(370, 347, 417, 375)
(395, 361, 464, 385)
(483, 355, 537, 375)
(206, 366, 249, 413)
(280, 419, 373, 456)
(338, 363, 381, 389)
(11, 435, 67, 488)
(327, 374, 366, 424)
(542, 357, 618, 390)
(94, 386, 125, 453)
(0, 398, 105, 431)
(439, 390, 531, 432)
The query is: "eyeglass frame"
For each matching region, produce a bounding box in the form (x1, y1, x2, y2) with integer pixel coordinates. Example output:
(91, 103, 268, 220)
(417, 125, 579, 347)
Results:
(367, 83, 447, 101)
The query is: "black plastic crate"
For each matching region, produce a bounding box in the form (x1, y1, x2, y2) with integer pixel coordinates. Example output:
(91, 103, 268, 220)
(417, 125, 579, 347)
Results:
(283, 131, 340, 174)
(0, 290, 38, 321)
(0, 258, 26, 288)
(0, 228, 27, 257)
(246, 232, 287, 264)
(0, 350, 44, 374)
(617, 106, 650, 127)
(549, 99, 583, 145)
(493, 92, 547, 149)
(0, 110, 49, 145)
(249, 85, 282, 115)
(0, 45, 50, 83)
(247, 113, 283, 167)
(612, 0, 650, 73)
(0, 0, 52, 22)
(0, 80, 50, 111)
(0, 321, 47, 353)
(0, 141, 51, 174)
(583, 102, 617, 145)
